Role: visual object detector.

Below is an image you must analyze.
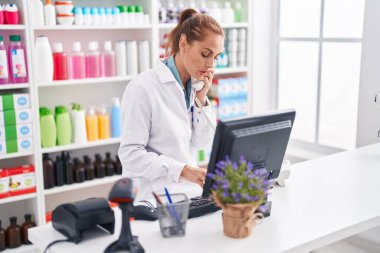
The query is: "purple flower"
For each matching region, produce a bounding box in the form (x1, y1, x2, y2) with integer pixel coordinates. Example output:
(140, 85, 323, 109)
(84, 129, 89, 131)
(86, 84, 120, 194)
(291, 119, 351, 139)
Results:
(238, 182, 243, 188)
(223, 191, 229, 198)
(222, 181, 229, 190)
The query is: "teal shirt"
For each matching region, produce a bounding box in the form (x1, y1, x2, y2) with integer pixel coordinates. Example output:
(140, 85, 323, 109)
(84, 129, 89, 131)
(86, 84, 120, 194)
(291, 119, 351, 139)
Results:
(164, 55, 192, 110)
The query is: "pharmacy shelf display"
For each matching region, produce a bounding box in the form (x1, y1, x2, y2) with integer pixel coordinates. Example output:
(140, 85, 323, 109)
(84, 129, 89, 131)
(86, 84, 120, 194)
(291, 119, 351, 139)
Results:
(0, 0, 253, 227)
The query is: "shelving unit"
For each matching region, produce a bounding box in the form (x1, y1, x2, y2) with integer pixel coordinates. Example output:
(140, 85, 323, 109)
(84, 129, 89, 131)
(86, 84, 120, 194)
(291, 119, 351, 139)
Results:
(0, 0, 253, 230)
(0, 83, 30, 90)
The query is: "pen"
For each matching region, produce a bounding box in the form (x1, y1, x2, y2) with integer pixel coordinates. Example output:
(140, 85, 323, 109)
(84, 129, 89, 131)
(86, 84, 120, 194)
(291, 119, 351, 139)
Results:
(152, 192, 171, 219)
(164, 187, 173, 204)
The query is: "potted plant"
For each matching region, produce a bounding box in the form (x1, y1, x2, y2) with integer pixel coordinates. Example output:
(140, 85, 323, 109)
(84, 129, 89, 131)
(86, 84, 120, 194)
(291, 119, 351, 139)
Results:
(208, 156, 271, 238)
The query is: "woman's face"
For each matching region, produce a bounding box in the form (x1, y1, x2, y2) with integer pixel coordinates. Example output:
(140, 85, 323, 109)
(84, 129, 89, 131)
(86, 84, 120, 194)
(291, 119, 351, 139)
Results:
(180, 31, 224, 80)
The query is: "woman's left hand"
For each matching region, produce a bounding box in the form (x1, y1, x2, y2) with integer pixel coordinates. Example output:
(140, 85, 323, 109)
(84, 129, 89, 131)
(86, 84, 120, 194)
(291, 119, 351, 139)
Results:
(196, 69, 214, 106)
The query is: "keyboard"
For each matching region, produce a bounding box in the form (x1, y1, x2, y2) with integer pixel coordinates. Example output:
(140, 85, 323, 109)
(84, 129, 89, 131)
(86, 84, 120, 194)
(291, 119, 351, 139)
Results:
(188, 196, 220, 219)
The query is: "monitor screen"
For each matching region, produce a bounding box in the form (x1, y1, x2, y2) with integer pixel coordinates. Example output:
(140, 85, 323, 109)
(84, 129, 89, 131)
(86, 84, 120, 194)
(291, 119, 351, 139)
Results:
(202, 109, 296, 198)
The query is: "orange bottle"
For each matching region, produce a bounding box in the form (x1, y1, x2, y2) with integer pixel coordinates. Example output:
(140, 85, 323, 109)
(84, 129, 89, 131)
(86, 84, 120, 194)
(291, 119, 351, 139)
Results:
(86, 106, 98, 141)
(98, 105, 111, 139)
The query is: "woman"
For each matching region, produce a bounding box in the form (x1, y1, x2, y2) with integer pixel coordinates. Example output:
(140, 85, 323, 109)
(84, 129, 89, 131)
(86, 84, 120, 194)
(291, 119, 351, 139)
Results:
(118, 9, 225, 198)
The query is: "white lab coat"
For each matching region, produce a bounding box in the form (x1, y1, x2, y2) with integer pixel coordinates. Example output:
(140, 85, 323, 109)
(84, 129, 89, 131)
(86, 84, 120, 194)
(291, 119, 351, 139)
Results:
(118, 60, 215, 200)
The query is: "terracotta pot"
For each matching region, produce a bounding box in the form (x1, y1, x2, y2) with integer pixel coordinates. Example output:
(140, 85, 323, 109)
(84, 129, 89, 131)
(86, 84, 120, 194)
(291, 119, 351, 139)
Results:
(212, 192, 264, 238)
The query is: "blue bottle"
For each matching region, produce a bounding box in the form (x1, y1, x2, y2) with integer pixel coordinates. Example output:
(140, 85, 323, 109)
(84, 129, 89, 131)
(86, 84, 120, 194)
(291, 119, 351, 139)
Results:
(111, 97, 121, 137)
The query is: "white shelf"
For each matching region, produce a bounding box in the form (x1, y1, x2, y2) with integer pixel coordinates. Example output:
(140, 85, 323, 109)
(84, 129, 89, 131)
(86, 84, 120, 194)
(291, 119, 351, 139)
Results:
(44, 175, 123, 195)
(37, 76, 135, 87)
(0, 152, 34, 161)
(0, 25, 26, 30)
(3, 244, 38, 253)
(158, 22, 249, 29)
(41, 138, 121, 154)
(0, 83, 30, 90)
(0, 193, 37, 205)
(215, 66, 248, 75)
(33, 24, 152, 30)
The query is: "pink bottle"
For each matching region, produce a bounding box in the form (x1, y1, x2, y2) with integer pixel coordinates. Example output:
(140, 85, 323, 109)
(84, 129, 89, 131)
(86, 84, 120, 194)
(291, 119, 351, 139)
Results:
(86, 41, 101, 78)
(4, 4, 19, 25)
(70, 42, 86, 79)
(53, 42, 69, 80)
(0, 35, 10, 84)
(0, 4, 5, 25)
(101, 41, 116, 77)
(8, 35, 28, 83)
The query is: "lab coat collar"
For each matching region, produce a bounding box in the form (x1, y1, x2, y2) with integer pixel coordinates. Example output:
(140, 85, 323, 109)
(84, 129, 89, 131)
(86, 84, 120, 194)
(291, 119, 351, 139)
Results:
(153, 60, 178, 84)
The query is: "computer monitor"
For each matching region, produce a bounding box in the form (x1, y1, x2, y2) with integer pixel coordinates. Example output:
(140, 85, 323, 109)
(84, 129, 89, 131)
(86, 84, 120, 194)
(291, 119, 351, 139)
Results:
(202, 109, 296, 198)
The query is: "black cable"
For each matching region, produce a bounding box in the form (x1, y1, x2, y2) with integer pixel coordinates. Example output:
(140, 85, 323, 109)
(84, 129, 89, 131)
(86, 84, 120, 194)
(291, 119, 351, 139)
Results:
(43, 238, 74, 253)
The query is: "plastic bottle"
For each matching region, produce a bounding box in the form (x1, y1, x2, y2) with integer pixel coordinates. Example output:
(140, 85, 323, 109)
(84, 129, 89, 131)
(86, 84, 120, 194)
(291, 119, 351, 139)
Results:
(54, 156, 65, 186)
(126, 41, 138, 75)
(112, 7, 121, 25)
(53, 42, 69, 80)
(105, 152, 116, 175)
(55, 106, 72, 145)
(73, 6, 83, 25)
(71, 103, 87, 144)
(29, 0, 44, 26)
(135, 5, 144, 25)
(158, 1, 167, 23)
(111, 97, 122, 138)
(106, 7, 113, 25)
(83, 7, 91, 25)
(20, 214, 36, 245)
(62, 152, 74, 185)
(73, 158, 86, 183)
(223, 2, 235, 23)
(0, 36, 10, 84)
(94, 154, 106, 178)
(5, 217, 21, 249)
(83, 155, 95, 180)
(127, 6, 135, 25)
(86, 106, 98, 141)
(115, 41, 127, 76)
(40, 107, 57, 148)
(115, 155, 123, 175)
(99, 7, 106, 25)
(138, 41, 150, 72)
(70, 42, 86, 79)
(199, 0, 209, 15)
(86, 41, 101, 78)
(35, 36, 53, 82)
(4, 4, 19, 25)
(91, 7, 99, 25)
(43, 153, 56, 189)
(44, 0, 56, 26)
(0, 220, 5, 251)
(101, 41, 116, 77)
(0, 4, 4, 25)
(235, 2, 243, 22)
(208, 1, 222, 23)
(97, 105, 110, 139)
(8, 35, 28, 83)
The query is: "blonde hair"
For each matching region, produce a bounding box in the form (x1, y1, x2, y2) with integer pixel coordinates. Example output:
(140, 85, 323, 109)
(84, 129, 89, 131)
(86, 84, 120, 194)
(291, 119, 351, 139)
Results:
(166, 8, 225, 56)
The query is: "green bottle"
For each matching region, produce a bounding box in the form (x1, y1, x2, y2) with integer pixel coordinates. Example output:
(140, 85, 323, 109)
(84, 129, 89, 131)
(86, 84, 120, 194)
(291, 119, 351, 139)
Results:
(40, 107, 57, 148)
(55, 106, 72, 145)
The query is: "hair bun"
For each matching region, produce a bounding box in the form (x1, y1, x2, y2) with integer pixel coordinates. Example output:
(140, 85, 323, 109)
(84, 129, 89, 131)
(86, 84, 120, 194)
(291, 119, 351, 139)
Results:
(179, 8, 198, 26)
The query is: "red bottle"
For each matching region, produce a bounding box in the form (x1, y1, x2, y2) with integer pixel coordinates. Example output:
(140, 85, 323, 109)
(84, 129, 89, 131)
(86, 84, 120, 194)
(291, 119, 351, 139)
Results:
(53, 42, 69, 80)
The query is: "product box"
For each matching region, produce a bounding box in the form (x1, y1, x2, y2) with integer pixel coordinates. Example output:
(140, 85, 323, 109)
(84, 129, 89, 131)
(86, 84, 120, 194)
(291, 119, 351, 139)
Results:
(0, 123, 33, 141)
(7, 164, 36, 196)
(0, 93, 31, 111)
(0, 108, 33, 126)
(0, 169, 9, 199)
(0, 137, 33, 155)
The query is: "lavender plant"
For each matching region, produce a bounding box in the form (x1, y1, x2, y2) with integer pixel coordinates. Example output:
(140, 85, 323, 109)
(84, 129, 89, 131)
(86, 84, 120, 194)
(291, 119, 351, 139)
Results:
(208, 156, 271, 205)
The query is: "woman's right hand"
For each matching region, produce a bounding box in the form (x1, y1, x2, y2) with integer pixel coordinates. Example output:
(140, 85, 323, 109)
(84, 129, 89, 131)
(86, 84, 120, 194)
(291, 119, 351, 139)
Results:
(180, 165, 206, 188)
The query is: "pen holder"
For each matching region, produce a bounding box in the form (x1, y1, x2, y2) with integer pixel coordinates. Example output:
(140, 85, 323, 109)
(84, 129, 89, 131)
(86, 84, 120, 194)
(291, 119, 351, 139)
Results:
(156, 193, 189, 238)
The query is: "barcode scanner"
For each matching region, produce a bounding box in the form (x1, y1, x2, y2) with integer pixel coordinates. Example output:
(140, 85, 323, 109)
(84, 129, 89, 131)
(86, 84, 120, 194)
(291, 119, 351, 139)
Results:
(104, 178, 144, 253)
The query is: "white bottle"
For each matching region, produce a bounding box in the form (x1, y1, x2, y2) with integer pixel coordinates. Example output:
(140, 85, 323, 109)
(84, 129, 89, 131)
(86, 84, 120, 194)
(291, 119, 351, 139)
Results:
(112, 7, 121, 25)
(83, 7, 91, 25)
(29, 0, 44, 26)
(44, 0, 56, 26)
(222, 2, 235, 23)
(99, 7, 107, 25)
(91, 7, 99, 26)
(34, 36, 54, 82)
(138, 41, 150, 72)
(126, 41, 138, 75)
(74, 7, 83, 26)
(106, 7, 113, 25)
(115, 41, 127, 76)
(71, 103, 87, 144)
(208, 1, 222, 23)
